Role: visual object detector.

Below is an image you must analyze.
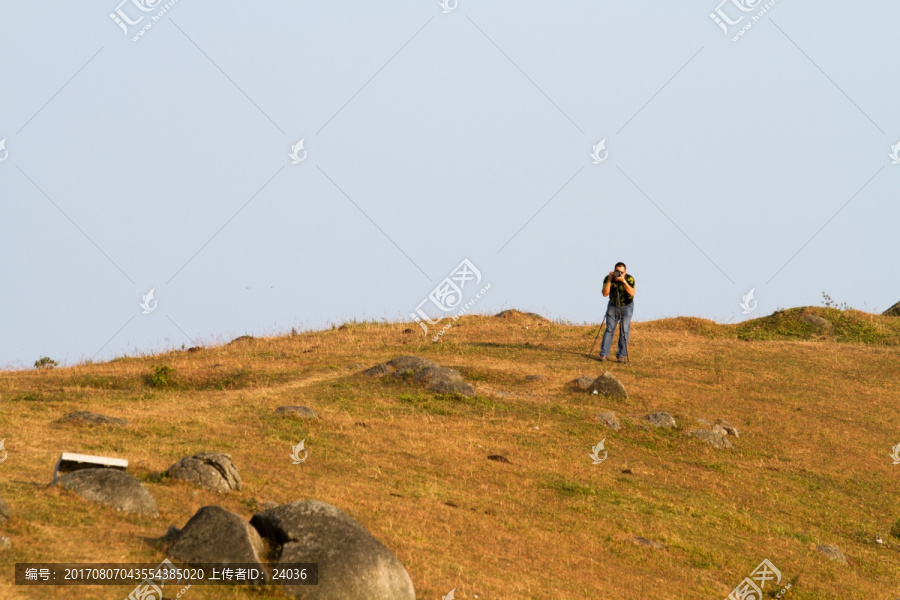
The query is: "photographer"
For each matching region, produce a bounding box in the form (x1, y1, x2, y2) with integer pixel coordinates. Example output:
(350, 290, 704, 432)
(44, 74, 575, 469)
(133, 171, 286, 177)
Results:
(599, 262, 635, 363)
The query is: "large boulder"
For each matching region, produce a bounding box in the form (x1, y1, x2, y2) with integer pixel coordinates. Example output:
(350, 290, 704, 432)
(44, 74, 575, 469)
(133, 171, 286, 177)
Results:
(882, 300, 900, 317)
(61, 411, 128, 426)
(167, 506, 266, 581)
(364, 356, 475, 397)
(587, 372, 628, 399)
(56, 468, 158, 516)
(494, 309, 549, 321)
(250, 500, 415, 600)
(167, 452, 242, 492)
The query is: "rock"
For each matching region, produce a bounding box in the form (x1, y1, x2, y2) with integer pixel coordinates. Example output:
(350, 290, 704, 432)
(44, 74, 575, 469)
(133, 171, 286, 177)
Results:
(0, 495, 10, 522)
(643, 412, 676, 429)
(524, 374, 547, 381)
(167, 452, 242, 492)
(883, 300, 900, 317)
(494, 309, 548, 321)
(250, 500, 416, 600)
(632, 536, 665, 550)
(230, 335, 255, 344)
(487, 455, 510, 463)
(715, 419, 740, 437)
(687, 429, 733, 449)
(801, 314, 833, 330)
(401, 328, 415, 334)
(56, 468, 158, 516)
(0, 536, 10, 549)
(275, 406, 319, 420)
(697, 418, 712, 427)
(568, 376, 595, 391)
(167, 506, 265, 580)
(587, 372, 628, 399)
(186, 346, 201, 353)
(345, 363, 363, 370)
(595, 411, 622, 431)
(364, 356, 475, 397)
(816, 544, 847, 565)
(61, 411, 128, 426)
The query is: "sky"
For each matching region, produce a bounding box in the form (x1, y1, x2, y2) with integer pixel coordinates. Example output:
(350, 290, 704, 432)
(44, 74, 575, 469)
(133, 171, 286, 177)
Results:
(1, 1, 898, 368)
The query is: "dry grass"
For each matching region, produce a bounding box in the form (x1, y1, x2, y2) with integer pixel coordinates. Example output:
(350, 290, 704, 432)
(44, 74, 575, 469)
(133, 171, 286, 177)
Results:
(1, 309, 899, 599)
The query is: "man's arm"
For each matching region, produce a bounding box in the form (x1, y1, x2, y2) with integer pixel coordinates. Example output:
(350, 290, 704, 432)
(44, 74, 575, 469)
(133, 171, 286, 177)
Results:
(615, 275, 635, 298)
(602, 273, 612, 297)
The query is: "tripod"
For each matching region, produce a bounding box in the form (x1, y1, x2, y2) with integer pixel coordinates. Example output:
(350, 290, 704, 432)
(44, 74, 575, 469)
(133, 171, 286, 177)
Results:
(588, 279, 630, 363)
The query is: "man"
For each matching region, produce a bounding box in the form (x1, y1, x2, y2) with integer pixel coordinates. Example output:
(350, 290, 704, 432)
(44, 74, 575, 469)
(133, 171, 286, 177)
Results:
(599, 262, 635, 363)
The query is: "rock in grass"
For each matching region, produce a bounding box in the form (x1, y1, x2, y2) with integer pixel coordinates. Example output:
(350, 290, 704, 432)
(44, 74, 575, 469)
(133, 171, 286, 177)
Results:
(61, 411, 128, 426)
(251, 500, 415, 600)
(524, 374, 547, 381)
(0, 536, 10, 549)
(275, 406, 319, 420)
(801, 314, 833, 331)
(687, 429, 733, 449)
(364, 356, 475, 397)
(167, 452, 242, 492)
(487, 454, 510, 463)
(632, 536, 665, 550)
(595, 411, 622, 431)
(569, 376, 595, 391)
(167, 506, 265, 580)
(643, 412, 676, 429)
(714, 419, 740, 437)
(587, 372, 627, 399)
(816, 544, 848, 565)
(0, 495, 10, 522)
(56, 468, 158, 516)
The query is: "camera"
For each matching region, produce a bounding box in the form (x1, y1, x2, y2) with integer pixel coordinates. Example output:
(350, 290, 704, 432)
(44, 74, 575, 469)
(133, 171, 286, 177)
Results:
(613, 269, 623, 278)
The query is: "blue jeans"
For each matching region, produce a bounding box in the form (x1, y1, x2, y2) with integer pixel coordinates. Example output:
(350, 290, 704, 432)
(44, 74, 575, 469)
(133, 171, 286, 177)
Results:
(599, 302, 633, 358)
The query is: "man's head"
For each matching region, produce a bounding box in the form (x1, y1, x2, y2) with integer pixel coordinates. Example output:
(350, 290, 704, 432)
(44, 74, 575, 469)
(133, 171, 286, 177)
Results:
(615, 262, 626, 274)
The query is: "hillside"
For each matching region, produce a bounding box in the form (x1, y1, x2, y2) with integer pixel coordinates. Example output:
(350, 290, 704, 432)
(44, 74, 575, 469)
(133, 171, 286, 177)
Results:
(1, 307, 899, 599)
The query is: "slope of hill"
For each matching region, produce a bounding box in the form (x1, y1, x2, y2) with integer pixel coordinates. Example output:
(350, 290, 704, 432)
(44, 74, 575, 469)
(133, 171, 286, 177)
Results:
(1, 309, 899, 599)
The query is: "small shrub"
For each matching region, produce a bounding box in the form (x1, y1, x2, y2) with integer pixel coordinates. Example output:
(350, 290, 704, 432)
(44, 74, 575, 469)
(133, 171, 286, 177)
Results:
(891, 517, 900, 540)
(146, 365, 177, 388)
(821, 292, 849, 311)
(34, 356, 58, 369)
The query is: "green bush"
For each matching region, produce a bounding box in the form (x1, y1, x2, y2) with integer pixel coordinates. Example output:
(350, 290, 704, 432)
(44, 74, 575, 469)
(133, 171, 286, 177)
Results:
(34, 356, 58, 369)
(146, 365, 177, 388)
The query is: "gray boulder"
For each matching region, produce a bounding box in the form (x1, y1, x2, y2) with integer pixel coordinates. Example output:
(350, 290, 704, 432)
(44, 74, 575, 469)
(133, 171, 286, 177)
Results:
(167, 505, 266, 580)
(816, 544, 848, 565)
(587, 372, 627, 399)
(0, 495, 10, 522)
(596, 411, 622, 431)
(167, 452, 242, 492)
(643, 412, 676, 429)
(715, 419, 739, 437)
(365, 356, 475, 397)
(56, 468, 158, 516)
(250, 500, 415, 600)
(687, 429, 733, 449)
(569, 376, 595, 391)
(801, 314, 833, 331)
(275, 406, 319, 420)
(61, 411, 128, 426)
(524, 374, 547, 381)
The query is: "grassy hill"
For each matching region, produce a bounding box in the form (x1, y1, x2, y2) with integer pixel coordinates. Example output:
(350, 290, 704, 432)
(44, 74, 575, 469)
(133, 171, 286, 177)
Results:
(1, 307, 899, 599)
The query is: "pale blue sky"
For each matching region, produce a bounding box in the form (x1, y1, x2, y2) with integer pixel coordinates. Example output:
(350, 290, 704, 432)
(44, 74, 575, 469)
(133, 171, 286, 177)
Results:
(2, 1, 898, 367)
